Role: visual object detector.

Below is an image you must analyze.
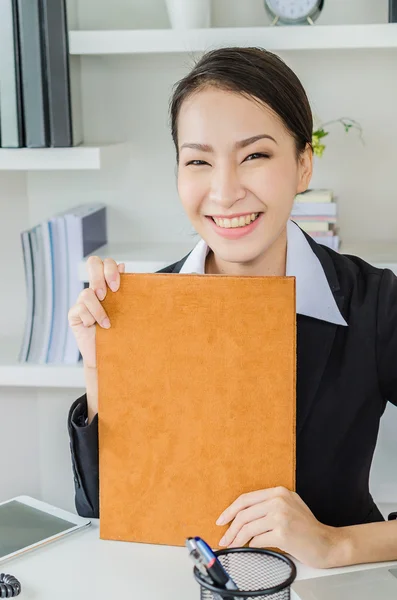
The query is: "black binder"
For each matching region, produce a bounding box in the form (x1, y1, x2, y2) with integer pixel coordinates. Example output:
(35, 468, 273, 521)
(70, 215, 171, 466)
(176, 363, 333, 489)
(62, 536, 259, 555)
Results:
(40, 0, 75, 147)
(17, 0, 49, 147)
(389, 0, 397, 22)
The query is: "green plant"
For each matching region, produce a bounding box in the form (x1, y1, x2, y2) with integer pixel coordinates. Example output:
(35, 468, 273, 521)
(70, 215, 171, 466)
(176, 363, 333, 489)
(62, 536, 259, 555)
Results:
(312, 117, 364, 157)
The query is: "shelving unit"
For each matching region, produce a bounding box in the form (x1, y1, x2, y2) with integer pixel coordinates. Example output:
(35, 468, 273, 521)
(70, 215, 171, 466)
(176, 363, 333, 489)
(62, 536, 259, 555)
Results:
(0, 142, 129, 171)
(0, 339, 84, 388)
(69, 23, 397, 55)
(2, 18, 397, 389)
(2, 234, 397, 389)
(2, 236, 397, 389)
(0, 361, 84, 389)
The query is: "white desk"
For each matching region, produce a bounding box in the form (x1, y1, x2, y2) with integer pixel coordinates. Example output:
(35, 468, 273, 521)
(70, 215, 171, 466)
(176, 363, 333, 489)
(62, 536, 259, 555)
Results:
(5, 506, 397, 600)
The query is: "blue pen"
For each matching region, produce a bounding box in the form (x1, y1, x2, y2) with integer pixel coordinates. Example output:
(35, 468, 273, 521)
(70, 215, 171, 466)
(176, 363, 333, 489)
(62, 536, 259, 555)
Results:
(186, 536, 239, 599)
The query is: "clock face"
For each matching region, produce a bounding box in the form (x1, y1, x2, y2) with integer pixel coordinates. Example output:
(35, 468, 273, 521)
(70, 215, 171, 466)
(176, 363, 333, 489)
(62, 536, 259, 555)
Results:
(266, 0, 319, 20)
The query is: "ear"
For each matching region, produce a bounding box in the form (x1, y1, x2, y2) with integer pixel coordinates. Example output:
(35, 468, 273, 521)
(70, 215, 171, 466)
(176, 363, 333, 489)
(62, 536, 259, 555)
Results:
(296, 143, 313, 194)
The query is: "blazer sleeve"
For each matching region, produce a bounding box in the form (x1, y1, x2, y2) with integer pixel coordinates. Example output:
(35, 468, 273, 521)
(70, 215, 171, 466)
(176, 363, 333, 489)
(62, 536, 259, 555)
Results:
(68, 394, 99, 518)
(377, 268, 397, 407)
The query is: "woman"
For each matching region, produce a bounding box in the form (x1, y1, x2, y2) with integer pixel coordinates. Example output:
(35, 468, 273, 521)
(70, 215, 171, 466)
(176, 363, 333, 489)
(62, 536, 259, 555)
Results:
(67, 47, 397, 569)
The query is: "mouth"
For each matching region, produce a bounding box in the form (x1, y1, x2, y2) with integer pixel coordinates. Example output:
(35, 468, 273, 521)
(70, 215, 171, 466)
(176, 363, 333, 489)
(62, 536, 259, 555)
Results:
(206, 212, 263, 239)
(209, 212, 261, 229)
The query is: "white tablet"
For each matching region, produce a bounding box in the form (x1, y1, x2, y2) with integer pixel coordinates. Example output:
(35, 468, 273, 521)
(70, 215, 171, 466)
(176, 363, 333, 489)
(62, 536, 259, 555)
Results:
(0, 495, 91, 564)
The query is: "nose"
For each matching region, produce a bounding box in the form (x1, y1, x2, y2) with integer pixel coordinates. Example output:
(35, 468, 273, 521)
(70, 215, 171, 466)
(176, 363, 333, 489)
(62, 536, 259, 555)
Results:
(209, 162, 246, 209)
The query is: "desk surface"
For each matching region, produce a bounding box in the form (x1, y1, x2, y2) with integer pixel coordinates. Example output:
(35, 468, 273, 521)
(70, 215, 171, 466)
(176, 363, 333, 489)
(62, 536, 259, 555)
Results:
(5, 507, 397, 600)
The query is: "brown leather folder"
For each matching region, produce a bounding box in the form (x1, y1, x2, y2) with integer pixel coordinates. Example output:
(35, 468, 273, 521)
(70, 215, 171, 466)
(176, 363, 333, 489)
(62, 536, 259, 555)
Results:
(96, 273, 296, 548)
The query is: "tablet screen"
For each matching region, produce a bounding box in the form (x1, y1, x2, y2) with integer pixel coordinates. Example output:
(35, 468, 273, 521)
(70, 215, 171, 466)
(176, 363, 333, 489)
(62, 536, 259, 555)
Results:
(0, 500, 76, 558)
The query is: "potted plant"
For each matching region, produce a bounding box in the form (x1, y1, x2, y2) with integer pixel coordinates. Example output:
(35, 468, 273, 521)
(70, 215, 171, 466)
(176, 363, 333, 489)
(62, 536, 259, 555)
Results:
(312, 117, 364, 157)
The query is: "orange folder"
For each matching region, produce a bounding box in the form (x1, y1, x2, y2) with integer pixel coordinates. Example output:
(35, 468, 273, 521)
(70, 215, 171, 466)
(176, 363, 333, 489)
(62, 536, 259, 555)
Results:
(96, 273, 296, 548)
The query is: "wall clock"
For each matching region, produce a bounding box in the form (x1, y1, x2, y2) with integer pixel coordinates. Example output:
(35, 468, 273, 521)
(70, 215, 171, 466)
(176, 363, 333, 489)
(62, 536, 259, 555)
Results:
(264, 0, 325, 26)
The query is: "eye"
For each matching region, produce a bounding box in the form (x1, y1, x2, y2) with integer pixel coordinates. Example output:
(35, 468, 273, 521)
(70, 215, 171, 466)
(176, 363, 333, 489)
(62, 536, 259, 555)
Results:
(244, 152, 271, 161)
(185, 160, 209, 166)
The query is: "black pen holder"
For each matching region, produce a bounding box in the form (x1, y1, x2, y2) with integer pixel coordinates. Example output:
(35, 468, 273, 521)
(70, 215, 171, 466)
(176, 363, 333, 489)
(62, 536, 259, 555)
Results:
(193, 548, 296, 600)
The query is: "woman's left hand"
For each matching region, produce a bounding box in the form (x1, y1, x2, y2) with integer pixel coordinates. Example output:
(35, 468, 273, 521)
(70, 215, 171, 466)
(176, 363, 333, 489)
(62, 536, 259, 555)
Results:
(216, 486, 344, 568)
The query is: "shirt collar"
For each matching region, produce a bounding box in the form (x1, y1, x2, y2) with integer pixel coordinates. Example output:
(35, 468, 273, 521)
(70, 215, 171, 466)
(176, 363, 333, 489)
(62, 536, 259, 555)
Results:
(179, 220, 347, 326)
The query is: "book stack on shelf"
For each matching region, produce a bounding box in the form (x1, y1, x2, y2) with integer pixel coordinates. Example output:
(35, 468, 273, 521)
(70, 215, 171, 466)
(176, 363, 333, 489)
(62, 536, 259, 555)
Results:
(0, 0, 80, 149)
(19, 203, 107, 366)
(291, 188, 339, 251)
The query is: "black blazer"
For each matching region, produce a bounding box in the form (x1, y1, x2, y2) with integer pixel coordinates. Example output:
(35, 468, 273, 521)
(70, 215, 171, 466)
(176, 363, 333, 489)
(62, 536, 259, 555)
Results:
(68, 231, 397, 527)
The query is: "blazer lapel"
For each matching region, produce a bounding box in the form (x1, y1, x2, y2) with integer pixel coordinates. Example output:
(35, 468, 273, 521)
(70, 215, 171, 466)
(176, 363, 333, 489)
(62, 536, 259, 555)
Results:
(296, 233, 345, 437)
(156, 253, 191, 274)
(172, 255, 190, 273)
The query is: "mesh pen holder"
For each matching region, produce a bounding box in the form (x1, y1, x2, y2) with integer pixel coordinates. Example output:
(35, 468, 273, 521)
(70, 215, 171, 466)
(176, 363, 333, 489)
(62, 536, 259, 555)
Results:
(194, 548, 297, 600)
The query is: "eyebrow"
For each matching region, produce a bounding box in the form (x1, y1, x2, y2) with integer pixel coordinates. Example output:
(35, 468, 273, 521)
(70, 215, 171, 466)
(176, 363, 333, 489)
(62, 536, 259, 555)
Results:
(180, 134, 278, 153)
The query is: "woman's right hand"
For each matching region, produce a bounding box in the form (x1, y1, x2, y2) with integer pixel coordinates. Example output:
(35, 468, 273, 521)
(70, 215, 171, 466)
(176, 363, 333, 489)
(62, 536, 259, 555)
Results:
(68, 256, 125, 369)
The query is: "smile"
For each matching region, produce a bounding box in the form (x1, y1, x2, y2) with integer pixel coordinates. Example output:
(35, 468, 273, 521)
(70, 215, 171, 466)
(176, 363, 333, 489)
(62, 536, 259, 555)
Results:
(211, 213, 260, 229)
(206, 212, 263, 240)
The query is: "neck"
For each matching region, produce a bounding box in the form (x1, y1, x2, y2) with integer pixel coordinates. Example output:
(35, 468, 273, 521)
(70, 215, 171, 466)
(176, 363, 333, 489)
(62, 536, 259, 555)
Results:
(205, 227, 287, 277)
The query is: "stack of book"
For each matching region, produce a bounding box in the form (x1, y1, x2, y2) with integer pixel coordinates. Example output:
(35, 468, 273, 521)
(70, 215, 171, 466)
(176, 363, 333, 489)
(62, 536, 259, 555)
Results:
(19, 204, 107, 365)
(0, 0, 81, 148)
(291, 189, 339, 251)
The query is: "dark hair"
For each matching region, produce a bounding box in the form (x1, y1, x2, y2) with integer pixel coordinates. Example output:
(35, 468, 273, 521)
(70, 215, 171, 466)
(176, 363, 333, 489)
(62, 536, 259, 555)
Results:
(169, 47, 313, 163)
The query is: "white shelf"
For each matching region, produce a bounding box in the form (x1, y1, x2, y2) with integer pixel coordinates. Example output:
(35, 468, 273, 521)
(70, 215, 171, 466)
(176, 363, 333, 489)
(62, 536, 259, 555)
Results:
(78, 241, 195, 281)
(0, 338, 84, 388)
(69, 24, 397, 55)
(0, 143, 129, 171)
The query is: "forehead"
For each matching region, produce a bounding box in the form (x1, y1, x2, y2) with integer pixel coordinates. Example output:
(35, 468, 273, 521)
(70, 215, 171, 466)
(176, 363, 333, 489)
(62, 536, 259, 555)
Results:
(177, 86, 287, 144)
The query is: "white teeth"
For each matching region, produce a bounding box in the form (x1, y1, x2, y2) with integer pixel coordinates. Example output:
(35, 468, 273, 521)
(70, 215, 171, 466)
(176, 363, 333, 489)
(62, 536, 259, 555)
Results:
(213, 213, 259, 229)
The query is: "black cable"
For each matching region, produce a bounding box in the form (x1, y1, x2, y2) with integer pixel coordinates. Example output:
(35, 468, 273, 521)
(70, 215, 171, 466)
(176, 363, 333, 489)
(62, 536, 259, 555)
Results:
(0, 573, 21, 598)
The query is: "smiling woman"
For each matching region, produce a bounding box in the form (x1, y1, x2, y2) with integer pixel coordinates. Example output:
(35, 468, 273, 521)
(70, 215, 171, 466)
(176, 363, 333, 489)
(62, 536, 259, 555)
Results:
(67, 46, 397, 569)
(170, 47, 313, 274)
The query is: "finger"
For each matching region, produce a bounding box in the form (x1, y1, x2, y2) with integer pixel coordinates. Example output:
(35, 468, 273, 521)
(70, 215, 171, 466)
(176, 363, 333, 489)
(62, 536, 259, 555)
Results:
(118, 262, 125, 274)
(216, 487, 289, 526)
(249, 529, 283, 551)
(104, 258, 121, 292)
(228, 516, 273, 549)
(76, 288, 111, 328)
(86, 255, 107, 301)
(219, 502, 270, 547)
(68, 302, 97, 328)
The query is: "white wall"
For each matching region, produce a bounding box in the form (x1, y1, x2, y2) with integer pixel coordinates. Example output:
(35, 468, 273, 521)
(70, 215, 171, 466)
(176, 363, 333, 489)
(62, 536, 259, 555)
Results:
(0, 0, 396, 513)
(37, 390, 79, 512)
(0, 388, 41, 501)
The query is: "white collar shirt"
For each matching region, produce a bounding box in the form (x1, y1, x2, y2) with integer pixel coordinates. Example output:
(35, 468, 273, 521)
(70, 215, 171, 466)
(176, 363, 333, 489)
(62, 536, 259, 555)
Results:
(179, 219, 347, 326)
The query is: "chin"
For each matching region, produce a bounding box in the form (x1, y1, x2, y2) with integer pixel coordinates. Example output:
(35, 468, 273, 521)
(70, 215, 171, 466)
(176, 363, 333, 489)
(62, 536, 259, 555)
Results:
(210, 239, 268, 266)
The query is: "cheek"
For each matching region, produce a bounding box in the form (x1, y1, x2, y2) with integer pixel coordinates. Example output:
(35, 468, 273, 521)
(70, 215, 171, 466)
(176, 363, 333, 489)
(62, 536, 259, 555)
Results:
(177, 171, 206, 216)
(257, 159, 298, 199)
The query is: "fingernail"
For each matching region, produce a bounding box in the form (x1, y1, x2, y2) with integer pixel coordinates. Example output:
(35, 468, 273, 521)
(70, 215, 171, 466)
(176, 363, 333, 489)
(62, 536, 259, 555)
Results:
(96, 288, 105, 301)
(110, 281, 118, 292)
(219, 537, 226, 546)
(102, 318, 111, 329)
(216, 515, 225, 526)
